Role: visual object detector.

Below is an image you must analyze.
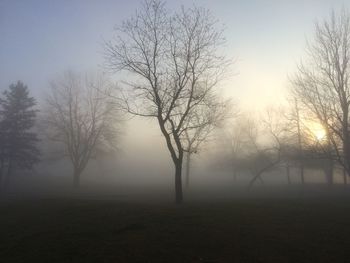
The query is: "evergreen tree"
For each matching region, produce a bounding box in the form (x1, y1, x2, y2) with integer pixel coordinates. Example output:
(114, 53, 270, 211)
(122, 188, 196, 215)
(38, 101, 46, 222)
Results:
(0, 81, 39, 183)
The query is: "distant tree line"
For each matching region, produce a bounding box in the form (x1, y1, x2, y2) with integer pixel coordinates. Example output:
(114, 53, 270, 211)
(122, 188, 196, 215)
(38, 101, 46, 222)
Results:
(0, 72, 120, 191)
(2, 1, 350, 205)
(217, 9, 350, 189)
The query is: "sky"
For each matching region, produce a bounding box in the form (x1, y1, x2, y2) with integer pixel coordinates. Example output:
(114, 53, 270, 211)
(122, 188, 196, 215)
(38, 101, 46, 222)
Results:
(0, 0, 349, 173)
(0, 0, 349, 102)
(0, 0, 348, 103)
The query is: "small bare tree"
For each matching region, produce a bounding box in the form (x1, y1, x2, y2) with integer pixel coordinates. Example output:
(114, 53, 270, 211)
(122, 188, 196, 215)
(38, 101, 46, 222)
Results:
(246, 110, 287, 190)
(222, 116, 246, 182)
(224, 110, 288, 190)
(46, 71, 119, 187)
(104, 0, 230, 203)
(291, 9, 350, 178)
(183, 97, 230, 188)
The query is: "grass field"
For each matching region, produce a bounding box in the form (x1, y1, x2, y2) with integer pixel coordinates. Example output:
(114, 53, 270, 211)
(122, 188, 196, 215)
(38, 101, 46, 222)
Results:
(1, 188, 350, 262)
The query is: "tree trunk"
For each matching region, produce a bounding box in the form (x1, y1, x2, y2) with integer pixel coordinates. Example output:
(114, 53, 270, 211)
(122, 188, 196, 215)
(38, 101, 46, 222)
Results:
(345, 145, 350, 177)
(73, 167, 81, 188)
(343, 168, 348, 185)
(342, 107, 350, 177)
(157, 118, 184, 203)
(247, 171, 264, 190)
(175, 160, 183, 204)
(232, 160, 237, 182)
(0, 158, 3, 191)
(325, 159, 334, 186)
(286, 164, 291, 185)
(233, 170, 237, 182)
(295, 99, 305, 186)
(4, 160, 13, 188)
(185, 152, 191, 189)
(300, 163, 305, 185)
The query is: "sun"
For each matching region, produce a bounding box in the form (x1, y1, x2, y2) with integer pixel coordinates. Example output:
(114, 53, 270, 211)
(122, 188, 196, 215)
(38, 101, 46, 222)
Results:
(314, 128, 326, 141)
(308, 122, 326, 141)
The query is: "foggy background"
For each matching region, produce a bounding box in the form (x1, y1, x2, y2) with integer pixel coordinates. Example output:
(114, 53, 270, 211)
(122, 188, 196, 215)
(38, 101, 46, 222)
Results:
(1, 0, 350, 199)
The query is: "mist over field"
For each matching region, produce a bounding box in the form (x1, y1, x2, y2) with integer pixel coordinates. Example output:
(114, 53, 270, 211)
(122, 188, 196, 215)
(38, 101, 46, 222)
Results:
(2, 0, 350, 262)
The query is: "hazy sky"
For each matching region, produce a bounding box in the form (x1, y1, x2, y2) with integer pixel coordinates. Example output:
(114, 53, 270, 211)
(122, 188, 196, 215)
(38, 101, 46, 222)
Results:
(1, 0, 349, 166)
(1, 0, 349, 104)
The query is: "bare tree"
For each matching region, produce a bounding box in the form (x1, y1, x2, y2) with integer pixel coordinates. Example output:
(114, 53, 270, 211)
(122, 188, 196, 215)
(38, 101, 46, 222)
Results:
(283, 98, 338, 186)
(294, 99, 305, 184)
(245, 110, 288, 190)
(223, 109, 289, 190)
(291, 9, 350, 179)
(183, 97, 230, 189)
(222, 117, 246, 182)
(104, 0, 230, 203)
(46, 71, 119, 188)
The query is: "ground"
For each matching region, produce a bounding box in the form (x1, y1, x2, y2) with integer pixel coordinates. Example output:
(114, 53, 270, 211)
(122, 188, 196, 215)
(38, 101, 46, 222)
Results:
(1, 187, 350, 262)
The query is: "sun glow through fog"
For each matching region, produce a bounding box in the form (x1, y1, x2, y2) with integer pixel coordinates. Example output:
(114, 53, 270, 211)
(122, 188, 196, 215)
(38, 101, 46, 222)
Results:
(308, 122, 326, 142)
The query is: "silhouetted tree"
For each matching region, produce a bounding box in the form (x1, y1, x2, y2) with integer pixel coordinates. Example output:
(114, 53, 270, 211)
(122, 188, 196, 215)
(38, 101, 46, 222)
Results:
(282, 101, 338, 186)
(183, 98, 230, 189)
(46, 71, 119, 188)
(0, 81, 40, 187)
(291, 9, 350, 179)
(246, 110, 287, 190)
(223, 109, 288, 190)
(294, 99, 305, 184)
(222, 117, 246, 182)
(105, 0, 230, 203)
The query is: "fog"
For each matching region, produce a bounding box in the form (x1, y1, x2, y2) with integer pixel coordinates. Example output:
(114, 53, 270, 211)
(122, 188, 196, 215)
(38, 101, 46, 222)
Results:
(3, 1, 350, 262)
(0, 0, 349, 199)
